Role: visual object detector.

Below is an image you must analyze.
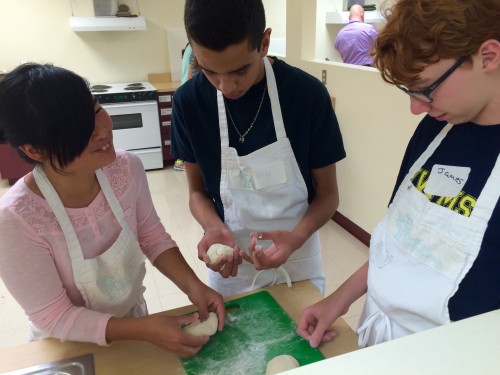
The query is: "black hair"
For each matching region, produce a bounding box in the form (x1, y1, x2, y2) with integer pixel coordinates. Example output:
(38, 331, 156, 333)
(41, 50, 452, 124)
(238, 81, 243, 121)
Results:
(184, 0, 266, 52)
(0, 63, 95, 170)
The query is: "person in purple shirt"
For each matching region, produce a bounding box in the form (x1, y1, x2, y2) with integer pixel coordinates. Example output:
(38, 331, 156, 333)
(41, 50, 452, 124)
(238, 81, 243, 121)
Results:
(334, 4, 378, 66)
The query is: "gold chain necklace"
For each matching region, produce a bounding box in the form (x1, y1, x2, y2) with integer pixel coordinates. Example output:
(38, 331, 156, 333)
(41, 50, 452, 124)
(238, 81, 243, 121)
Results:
(224, 83, 267, 143)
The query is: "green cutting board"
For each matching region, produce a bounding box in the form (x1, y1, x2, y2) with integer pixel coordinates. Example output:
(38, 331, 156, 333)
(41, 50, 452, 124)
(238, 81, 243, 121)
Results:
(181, 291, 324, 375)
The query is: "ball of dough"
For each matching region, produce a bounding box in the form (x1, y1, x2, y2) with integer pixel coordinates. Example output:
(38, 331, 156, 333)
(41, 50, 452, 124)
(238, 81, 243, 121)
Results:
(207, 243, 234, 264)
(183, 312, 218, 337)
(266, 355, 300, 375)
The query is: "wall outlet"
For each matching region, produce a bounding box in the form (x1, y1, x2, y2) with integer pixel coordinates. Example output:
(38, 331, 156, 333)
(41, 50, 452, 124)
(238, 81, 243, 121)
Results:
(322, 70, 327, 85)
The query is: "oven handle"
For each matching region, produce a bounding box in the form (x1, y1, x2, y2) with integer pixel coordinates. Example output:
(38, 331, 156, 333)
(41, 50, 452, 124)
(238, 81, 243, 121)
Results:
(101, 101, 157, 109)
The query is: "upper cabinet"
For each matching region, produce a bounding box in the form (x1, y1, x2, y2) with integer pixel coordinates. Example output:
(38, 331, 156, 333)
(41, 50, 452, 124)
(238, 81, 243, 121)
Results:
(325, 11, 384, 24)
(70, 16, 146, 31)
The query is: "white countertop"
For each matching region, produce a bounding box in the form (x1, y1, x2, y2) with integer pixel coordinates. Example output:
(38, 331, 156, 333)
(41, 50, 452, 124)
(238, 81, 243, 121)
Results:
(285, 309, 500, 374)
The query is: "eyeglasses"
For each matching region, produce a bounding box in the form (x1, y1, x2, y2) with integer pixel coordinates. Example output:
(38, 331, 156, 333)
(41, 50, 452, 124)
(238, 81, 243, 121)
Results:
(396, 56, 468, 103)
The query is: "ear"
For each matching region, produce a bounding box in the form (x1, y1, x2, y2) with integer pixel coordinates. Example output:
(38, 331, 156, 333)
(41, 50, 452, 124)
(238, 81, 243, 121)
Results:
(260, 28, 272, 57)
(18, 144, 44, 163)
(478, 39, 500, 71)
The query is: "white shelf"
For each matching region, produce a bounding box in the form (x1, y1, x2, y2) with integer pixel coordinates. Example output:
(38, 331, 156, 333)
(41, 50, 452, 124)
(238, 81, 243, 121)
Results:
(70, 16, 146, 32)
(325, 11, 384, 24)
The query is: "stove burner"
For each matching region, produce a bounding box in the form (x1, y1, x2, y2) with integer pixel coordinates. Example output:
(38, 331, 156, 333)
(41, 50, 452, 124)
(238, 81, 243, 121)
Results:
(90, 82, 155, 103)
(124, 85, 146, 91)
(91, 85, 112, 90)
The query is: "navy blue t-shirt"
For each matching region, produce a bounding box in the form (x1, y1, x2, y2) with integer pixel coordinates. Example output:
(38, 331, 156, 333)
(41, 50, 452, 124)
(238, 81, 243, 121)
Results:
(171, 57, 346, 220)
(391, 115, 500, 321)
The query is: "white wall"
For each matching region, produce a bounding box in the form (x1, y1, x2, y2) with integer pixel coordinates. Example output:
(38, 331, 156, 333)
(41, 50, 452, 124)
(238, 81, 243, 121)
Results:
(316, 0, 336, 62)
(1, 0, 423, 234)
(263, 0, 286, 39)
(0, 0, 185, 83)
(0, 0, 288, 83)
(285, 0, 424, 233)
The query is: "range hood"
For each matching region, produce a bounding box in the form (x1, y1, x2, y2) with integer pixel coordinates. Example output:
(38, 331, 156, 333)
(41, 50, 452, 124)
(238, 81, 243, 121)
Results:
(70, 16, 146, 31)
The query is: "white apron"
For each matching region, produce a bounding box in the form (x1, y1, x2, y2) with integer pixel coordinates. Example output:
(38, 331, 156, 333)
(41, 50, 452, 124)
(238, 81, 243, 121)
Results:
(29, 165, 147, 340)
(357, 124, 500, 346)
(209, 57, 325, 296)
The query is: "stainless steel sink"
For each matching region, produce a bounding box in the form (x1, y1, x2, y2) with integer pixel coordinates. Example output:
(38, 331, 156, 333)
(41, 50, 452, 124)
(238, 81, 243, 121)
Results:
(2, 353, 95, 375)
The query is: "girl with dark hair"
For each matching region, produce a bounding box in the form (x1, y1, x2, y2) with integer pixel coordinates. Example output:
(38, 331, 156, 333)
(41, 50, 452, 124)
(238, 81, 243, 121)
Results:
(0, 63, 224, 357)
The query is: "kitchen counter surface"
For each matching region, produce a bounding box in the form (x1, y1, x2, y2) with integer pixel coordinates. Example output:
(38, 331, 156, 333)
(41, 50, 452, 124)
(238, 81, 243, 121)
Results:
(148, 73, 180, 92)
(0, 281, 358, 374)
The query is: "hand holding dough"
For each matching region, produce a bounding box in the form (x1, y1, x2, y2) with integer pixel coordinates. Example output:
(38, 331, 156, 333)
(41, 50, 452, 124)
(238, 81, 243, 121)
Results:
(207, 243, 234, 264)
(183, 312, 218, 337)
(266, 355, 300, 375)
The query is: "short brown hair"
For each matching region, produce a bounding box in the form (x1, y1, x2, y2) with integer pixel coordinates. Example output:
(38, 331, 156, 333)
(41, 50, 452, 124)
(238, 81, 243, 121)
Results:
(374, 0, 500, 86)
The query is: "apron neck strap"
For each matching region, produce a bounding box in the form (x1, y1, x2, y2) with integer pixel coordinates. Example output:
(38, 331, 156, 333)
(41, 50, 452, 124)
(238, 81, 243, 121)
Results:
(95, 168, 129, 228)
(407, 123, 453, 179)
(216, 57, 287, 147)
(263, 57, 286, 140)
(32, 165, 130, 260)
(33, 165, 84, 259)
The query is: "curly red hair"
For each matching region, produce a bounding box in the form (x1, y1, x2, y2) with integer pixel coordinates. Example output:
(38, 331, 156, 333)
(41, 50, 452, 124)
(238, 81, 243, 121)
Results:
(374, 0, 500, 86)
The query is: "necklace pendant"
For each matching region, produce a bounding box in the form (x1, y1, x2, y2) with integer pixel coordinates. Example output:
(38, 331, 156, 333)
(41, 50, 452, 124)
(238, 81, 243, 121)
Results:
(224, 83, 266, 146)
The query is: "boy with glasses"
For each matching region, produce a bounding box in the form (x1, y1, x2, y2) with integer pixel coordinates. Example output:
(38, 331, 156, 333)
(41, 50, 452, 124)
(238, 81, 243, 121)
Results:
(298, 0, 500, 348)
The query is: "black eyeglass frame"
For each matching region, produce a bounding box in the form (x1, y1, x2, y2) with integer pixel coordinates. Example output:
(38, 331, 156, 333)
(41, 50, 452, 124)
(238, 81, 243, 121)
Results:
(396, 56, 469, 103)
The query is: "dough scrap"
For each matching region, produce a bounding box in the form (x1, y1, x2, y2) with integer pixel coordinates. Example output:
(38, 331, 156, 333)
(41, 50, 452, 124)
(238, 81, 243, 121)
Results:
(207, 243, 234, 264)
(266, 355, 300, 375)
(183, 312, 218, 337)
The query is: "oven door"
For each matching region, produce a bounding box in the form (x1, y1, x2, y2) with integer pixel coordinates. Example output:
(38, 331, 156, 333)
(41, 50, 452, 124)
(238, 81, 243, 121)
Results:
(102, 101, 161, 151)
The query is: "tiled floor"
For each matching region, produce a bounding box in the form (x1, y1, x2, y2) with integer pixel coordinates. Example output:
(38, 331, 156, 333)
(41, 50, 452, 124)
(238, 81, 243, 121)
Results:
(0, 166, 368, 349)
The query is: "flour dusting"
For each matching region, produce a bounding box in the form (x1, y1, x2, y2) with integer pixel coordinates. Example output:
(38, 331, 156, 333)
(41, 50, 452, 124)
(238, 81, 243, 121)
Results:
(181, 291, 323, 374)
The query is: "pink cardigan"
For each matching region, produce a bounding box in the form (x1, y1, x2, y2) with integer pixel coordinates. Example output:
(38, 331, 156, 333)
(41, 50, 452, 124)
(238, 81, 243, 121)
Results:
(0, 151, 177, 345)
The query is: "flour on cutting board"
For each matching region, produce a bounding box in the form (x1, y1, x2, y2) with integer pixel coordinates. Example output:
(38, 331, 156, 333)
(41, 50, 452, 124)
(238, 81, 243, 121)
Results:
(192, 343, 267, 375)
(181, 291, 324, 375)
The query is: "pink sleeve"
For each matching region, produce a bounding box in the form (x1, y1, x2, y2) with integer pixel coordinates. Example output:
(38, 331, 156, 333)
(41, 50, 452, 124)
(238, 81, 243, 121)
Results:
(0, 153, 179, 347)
(127, 153, 179, 263)
(0, 203, 113, 346)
